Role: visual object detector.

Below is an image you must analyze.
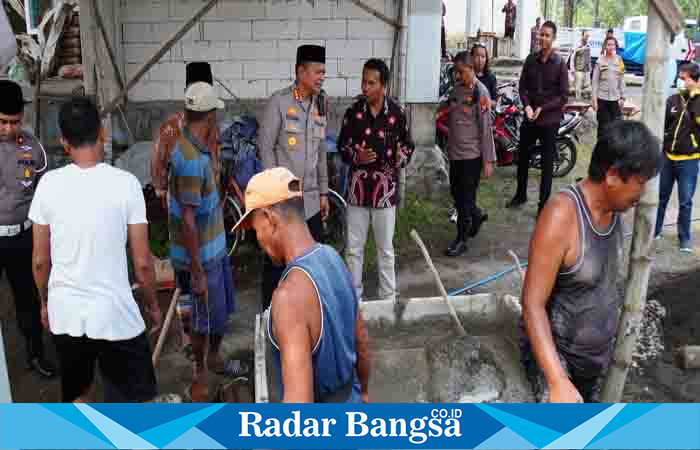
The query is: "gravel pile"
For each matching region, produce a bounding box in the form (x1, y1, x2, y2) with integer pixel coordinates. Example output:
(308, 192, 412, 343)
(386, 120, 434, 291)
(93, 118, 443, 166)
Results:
(632, 299, 666, 368)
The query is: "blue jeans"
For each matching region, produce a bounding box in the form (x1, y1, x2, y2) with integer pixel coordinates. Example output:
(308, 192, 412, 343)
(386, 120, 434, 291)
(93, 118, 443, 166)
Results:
(655, 157, 700, 247)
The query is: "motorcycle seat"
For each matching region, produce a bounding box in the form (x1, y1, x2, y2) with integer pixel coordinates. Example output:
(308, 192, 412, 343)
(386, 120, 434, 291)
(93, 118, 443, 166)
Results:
(560, 112, 577, 128)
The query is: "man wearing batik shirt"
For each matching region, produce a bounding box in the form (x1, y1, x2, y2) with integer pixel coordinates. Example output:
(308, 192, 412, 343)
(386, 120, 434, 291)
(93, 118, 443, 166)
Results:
(151, 62, 220, 201)
(338, 59, 414, 303)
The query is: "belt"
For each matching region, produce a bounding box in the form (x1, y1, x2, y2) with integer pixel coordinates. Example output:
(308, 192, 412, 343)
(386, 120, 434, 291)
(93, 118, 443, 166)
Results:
(0, 219, 32, 238)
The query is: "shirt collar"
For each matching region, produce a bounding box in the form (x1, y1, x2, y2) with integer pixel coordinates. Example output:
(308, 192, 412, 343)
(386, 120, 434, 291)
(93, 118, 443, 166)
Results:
(362, 96, 389, 117)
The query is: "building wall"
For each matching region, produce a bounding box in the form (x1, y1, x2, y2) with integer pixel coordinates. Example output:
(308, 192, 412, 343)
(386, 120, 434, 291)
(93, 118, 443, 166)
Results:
(119, 0, 401, 102)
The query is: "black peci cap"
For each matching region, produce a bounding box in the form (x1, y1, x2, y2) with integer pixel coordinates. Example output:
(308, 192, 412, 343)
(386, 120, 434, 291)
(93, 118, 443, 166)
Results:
(0, 80, 27, 115)
(185, 61, 213, 87)
(296, 45, 326, 65)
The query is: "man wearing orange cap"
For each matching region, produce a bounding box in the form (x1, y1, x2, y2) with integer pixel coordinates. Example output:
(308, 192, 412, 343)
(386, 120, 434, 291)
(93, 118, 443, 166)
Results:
(232, 167, 370, 403)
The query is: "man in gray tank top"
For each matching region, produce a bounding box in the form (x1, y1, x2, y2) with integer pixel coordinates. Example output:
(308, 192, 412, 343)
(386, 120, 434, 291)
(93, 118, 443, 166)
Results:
(521, 121, 662, 402)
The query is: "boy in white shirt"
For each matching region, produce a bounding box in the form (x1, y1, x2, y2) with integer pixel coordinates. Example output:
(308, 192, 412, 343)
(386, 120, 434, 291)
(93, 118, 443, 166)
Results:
(29, 98, 162, 402)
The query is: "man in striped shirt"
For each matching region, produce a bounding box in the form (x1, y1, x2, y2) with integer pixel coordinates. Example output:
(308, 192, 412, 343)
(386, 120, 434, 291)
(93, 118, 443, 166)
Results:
(169, 82, 234, 402)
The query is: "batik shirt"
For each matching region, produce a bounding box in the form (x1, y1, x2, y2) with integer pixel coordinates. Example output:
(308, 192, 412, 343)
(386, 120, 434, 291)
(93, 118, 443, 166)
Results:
(338, 97, 414, 209)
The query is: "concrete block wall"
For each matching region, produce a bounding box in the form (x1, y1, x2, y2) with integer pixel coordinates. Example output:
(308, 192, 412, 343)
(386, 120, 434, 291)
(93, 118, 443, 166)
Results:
(120, 0, 400, 101)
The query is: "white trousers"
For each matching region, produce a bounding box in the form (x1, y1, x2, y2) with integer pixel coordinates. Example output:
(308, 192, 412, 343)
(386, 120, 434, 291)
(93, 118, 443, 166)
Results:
(345, 205, 396, 302)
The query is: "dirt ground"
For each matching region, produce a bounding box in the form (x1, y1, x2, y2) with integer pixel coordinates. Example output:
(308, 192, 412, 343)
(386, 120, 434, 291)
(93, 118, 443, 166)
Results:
(4, 100, 700, 403)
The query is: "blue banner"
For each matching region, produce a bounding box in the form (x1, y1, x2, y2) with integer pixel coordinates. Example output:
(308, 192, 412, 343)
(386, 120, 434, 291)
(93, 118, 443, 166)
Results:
(1, 403, 699, 449)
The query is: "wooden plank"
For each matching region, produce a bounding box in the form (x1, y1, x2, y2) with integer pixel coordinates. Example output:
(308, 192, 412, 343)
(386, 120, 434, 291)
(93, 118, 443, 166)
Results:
(79, 0, 97, 97)
(349, 0, 400, 29)
(650, 0, 684, 35)
(92, 0, 125, 92)
(100, 0, 218, 117)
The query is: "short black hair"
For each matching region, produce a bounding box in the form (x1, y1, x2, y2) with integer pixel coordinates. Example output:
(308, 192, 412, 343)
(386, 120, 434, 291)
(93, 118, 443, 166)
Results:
(589, 121, 662, 182)
(607, 28, 614, 34)
(453, 50, 472, 66)
(58, 98, 101, 148)
(363, 58, 390, 86)
(185, 108, 214, 124)
(541, 20, 557, 37)
(679, 62, 700, 82)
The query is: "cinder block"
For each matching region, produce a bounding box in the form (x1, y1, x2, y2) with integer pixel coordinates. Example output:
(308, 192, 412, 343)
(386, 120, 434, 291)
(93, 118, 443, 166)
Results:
(267, 79, 294, 95)
(153, 21, 200, 43)
(333, 0, 385, 19)
(348, 19, 394, 39)
(253, 20, 300, 40)
(149, 62, 187, 81)
(373, 39, 393, 58)
(220, 79, 267, 99)
(182, 42, 231, 61)
(339, 58, 367, 78)
(217, 0, 266, 19)
(211, 61, 244, 80)
(323, 78, 347, 97)
(346, 77, 362, 97)
(120, 0, 169, 22)
(231, 41, 277, 60)
(300, 20, 347, 39)
(244, 61, 293, 80)
(123, 44, 163, 63)
(277, 39, 326, 60)
(122, 23, 155, 43)
(125, 63, 148, 82)
(323, 59, 339, 78)
(312, 0, 333, 19)
(168, 0, 218, 20)
(129, 80, 174, 101)
(203, 20, 252, 41)
(265, 0, 313, 19)
(326, 39, 372, 59)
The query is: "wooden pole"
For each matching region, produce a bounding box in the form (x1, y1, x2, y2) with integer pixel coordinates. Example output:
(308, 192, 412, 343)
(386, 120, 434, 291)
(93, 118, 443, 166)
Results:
(348, 0, 400, 29)
(92, 0, 125, 93)
(152, 288, 180, 368)
(600, 0, 681, 403)
(100, 0, 217, 117)
(410, 230, 467, 337)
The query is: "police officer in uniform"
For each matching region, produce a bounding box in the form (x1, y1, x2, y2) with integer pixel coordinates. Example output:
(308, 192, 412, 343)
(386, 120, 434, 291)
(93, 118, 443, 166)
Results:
(257, 44, 330, 310)
(0, 80, 55, 377)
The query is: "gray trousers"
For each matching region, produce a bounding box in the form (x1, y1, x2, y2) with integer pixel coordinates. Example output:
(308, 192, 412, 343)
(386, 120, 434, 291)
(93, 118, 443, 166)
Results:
(345, 205, 397, 302)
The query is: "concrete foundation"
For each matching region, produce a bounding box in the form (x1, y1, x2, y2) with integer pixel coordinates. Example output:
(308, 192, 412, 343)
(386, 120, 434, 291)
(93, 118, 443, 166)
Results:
(255, 294, 533, 403)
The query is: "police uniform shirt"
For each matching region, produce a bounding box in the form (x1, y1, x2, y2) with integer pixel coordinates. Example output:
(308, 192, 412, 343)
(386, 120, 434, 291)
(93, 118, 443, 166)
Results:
(0, 131, 45, 225)
(257, 85, 329, 220)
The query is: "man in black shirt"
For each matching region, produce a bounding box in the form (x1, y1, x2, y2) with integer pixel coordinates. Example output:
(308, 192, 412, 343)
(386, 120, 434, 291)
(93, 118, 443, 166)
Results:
(508, 20, 568, 213)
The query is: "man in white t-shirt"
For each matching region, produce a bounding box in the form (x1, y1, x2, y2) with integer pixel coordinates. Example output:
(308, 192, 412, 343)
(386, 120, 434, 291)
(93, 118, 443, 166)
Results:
(29, 98, 162, 403)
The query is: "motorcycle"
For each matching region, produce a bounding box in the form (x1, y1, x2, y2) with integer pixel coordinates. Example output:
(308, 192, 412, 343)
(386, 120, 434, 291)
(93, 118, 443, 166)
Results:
(436, 81, 580, 178)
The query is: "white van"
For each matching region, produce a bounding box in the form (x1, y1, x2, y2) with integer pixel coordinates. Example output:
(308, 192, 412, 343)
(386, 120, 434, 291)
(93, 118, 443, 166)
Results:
(624, 15, 691, 62)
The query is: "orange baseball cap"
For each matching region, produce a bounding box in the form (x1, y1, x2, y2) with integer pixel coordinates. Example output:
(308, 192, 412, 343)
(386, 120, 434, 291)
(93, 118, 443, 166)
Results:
(231, 167, 303, 231)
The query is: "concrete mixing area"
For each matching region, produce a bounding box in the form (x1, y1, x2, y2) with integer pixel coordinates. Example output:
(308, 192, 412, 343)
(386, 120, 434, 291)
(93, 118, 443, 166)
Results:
(257, 294, 534, 404)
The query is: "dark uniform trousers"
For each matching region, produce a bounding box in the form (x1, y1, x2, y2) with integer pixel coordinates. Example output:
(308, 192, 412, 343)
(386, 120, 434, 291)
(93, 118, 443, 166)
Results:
(261, 212, 322, 311)
(515, 121, 558, 212)
(0, 227, 44, 358)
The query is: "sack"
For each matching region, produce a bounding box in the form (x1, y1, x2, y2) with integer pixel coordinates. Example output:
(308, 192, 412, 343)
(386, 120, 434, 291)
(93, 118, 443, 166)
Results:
(220, 116, 263, 191)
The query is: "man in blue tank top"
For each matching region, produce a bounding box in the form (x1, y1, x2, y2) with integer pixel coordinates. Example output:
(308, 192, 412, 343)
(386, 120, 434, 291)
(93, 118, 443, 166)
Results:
(232, 167, 370, 402)
(521, 121, 662, 403)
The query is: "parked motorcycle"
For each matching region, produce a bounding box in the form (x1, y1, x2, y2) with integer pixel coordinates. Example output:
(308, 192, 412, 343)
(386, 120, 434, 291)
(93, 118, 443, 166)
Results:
(436, 81, 580, 178)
